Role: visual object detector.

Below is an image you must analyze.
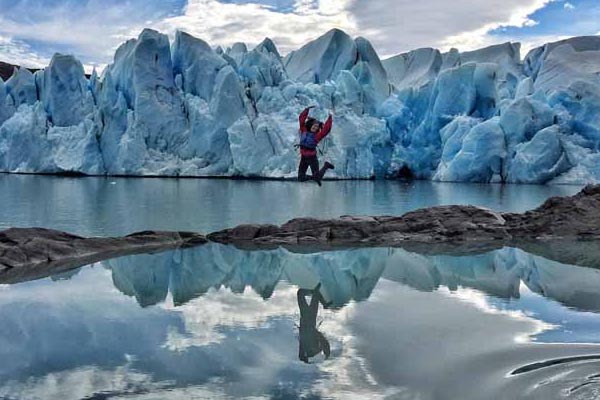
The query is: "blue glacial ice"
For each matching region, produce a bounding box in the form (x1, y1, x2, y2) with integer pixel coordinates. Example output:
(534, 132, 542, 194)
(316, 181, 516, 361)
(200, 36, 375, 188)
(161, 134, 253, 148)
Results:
(1, 29, 600, 184)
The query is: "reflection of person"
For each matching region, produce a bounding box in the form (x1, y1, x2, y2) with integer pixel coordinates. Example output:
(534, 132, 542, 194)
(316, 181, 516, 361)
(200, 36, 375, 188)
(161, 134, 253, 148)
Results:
(297, 283, 331, 363)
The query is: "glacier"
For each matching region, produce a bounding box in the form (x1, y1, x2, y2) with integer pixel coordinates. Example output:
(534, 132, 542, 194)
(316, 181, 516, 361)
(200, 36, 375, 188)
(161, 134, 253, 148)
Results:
(1, 29, 600, 183)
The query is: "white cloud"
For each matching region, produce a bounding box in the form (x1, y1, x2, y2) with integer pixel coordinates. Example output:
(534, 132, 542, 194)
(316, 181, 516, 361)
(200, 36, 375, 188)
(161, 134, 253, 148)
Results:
(0, 0, 577, 70)
(347, 0, 558, 57)
(0, 0, 185, 69)
(564, 2, 575, 10)
(0, 35, 49, 68)
(153, 0, 358, 53)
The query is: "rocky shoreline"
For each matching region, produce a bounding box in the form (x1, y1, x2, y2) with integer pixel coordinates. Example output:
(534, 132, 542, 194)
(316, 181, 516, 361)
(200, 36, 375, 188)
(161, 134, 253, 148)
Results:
(1, 185, 599, 283)
(209, 184, 600, 247)
(0, 228, 206, 284)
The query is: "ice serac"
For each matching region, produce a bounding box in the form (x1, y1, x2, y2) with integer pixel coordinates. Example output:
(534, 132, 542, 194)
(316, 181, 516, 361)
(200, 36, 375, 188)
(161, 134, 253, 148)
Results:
(186, 65, 245, 175)
(524, 36, 600, 85)
(0, 78, 16, 125)
(284, 29, 357, 84)
(238, 38, 287, 103)
(172, 30, 228, 101)
(460, 42, 522, 84)
(508, 125, 571, 184)
(434, 117, 506, 182)
(109, 28, 187, 151)
(523, 36, 600, 184)
(97, 29, 193, 175)
(41, 54, 93, 127)
(382, 48, 442, 90)
(255, 38, 281, 59)
(353, 37, 390, 106)
(0, 103, 53, 172)
(5, 67, 37, 107)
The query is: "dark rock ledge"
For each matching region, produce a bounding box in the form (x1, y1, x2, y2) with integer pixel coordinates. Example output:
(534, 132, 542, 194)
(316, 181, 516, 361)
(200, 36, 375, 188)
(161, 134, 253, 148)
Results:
(208, 184, 600, 247)
(1, 185, 599, 284)
(0, 229, 206, 284)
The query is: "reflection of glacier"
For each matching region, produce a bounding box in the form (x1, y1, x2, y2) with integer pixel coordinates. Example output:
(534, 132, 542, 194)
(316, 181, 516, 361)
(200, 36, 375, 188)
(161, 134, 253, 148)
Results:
(1, 28, 600, 183)
(382, 247, 600, 313)
(107, 243, 387, 308)
(106, 244, 600, 313)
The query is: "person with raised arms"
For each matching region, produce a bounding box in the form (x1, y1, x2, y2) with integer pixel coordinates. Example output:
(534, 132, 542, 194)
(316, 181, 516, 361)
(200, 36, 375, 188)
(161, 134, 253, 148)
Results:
(297, 106, 335, 186)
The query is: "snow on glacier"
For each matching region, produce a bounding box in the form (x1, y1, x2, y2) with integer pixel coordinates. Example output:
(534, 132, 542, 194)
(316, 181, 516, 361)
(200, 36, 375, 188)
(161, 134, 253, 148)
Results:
(1, 28, 600, 184)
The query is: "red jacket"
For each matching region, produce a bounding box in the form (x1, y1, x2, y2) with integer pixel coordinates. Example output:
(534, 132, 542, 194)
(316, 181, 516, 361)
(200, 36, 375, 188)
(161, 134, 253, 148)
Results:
(298, 107, 333, 157)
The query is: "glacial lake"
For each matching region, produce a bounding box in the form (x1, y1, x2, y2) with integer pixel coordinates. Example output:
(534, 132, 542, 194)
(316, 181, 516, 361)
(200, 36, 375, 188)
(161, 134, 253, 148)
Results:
(3, 175, 600, 400)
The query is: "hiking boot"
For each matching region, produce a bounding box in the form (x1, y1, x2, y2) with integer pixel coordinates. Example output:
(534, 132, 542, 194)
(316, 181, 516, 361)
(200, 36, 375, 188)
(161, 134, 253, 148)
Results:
(324, 161, 335, 170)
(315, 177, 323, 187)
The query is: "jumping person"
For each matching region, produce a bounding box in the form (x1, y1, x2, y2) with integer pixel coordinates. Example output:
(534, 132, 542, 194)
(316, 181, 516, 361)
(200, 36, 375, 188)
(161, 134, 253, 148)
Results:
(297, 106, 335, 186)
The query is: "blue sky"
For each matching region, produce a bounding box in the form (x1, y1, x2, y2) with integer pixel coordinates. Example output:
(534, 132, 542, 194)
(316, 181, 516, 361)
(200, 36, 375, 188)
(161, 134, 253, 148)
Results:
(0, 0, 598, 70)
(492, 0, 600, 41)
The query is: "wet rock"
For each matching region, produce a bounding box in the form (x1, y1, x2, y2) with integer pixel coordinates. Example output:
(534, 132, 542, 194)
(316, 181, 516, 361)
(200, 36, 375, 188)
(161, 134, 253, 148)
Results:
(209, 185, 600, 247)
(505, 184, 600, 238)
(0, 228, 206, 283)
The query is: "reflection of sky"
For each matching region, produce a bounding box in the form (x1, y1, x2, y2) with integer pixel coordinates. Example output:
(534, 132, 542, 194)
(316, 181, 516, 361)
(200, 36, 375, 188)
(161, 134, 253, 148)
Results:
(0, 262, 390, 399)
(487, 283, 600, 344)
(2, 245, 600, 399)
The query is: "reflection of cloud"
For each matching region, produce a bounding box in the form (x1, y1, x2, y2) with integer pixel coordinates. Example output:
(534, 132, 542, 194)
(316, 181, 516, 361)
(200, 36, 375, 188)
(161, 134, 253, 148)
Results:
(347, 279, 577, 398)
(313, 302, 407, 399)
(440, 286, 555, 344)
(0, 256, 393, 399)
(163, 284, 299, 349)
(0, 365, 170, 400)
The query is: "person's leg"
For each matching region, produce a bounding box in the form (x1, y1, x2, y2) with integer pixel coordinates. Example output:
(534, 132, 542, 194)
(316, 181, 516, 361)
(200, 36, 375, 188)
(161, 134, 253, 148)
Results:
(309, 289, 320, 312)
(307, 156, 320, 178)
(298, 156, 310, 182)
(298, 289, 310, 310)
(312, 156, 334, 181)
(307, 156, 321, 183)
(317, 164, 330, 180)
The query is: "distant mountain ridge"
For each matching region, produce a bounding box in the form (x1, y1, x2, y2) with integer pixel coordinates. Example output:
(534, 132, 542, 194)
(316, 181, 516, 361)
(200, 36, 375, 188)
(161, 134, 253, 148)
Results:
(0, 61, 39, 81)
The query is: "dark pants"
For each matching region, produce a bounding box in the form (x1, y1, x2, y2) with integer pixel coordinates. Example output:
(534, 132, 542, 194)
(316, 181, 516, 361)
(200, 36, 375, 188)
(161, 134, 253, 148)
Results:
(298, 155, 328, 182)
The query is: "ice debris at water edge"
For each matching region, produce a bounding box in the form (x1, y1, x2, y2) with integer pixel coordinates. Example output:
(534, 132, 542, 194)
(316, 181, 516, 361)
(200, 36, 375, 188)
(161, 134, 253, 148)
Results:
(1, 29, 600, 184)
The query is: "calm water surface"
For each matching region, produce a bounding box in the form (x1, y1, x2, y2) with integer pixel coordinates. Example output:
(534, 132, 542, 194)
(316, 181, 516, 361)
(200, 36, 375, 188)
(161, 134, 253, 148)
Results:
(0, 174, 583, 235)
(1, 175, 597, 400)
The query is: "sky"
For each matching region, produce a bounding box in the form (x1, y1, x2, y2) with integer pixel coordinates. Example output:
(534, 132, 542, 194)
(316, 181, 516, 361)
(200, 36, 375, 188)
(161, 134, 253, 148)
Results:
(0, 0, 598, 72)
